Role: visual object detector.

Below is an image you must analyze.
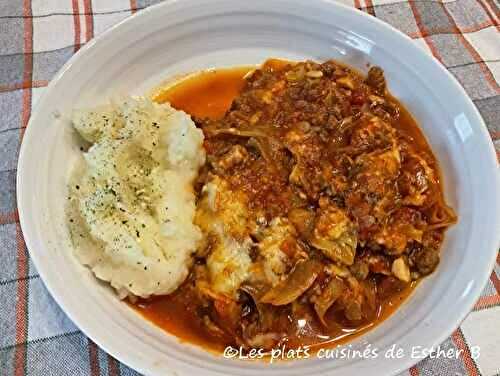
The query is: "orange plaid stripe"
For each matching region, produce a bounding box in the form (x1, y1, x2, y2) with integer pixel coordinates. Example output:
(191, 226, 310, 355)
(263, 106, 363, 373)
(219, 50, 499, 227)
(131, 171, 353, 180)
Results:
(0, 80, 49, 94)
(130, 0, 138, 14)
(87, 339, 101, 376)
(408, 0, 445, 64)
(72, 0, 82, 53)
(13, 1, 33, 375)
(452, 329, 481, 376)
(439, 2, 500, 94)
(0, 211, 19, 225)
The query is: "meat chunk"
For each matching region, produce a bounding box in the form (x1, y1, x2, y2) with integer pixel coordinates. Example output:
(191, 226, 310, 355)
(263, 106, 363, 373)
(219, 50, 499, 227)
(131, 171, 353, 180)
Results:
(410, 246, 440, 275)
(375, 207, 426, 255)
(398, 149, 435, 206)
(353, 147, 400, 196)
(350, 116, 396, 152)
(285, 128, 330, 199)
(346, 144, 401, 241)
(377, 276, 406, 299)
(365, 66, 386, 94)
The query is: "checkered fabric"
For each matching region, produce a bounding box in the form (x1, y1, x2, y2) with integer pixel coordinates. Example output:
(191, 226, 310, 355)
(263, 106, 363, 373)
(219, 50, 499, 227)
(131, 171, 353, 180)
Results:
(0, 0, 498, 375)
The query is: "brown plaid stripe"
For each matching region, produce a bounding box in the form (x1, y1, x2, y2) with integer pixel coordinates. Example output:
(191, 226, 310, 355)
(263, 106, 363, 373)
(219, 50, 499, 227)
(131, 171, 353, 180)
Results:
(0, 0, 499, 375)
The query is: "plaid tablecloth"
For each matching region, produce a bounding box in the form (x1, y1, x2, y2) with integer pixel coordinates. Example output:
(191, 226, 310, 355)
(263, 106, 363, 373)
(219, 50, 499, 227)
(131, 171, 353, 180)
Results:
(0, 0, 499, 375)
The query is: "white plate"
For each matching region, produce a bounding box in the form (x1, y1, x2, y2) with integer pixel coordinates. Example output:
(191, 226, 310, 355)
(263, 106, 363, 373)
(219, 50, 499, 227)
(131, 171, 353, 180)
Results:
(17, 0, 500, 375)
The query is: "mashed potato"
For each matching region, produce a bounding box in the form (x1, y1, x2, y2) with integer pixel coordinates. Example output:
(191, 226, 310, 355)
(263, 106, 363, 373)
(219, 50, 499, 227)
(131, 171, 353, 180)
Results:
(67, 97, 205, 298)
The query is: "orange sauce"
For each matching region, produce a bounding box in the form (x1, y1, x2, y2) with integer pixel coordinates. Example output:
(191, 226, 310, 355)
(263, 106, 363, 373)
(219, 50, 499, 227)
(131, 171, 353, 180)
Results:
(153, 67, 252, 120)
(131, 65, 423, 355)
(133, 280, 417, 353)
